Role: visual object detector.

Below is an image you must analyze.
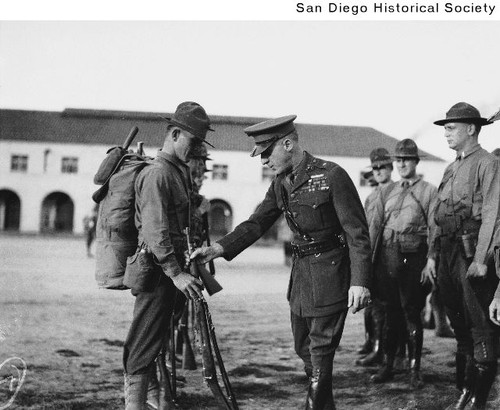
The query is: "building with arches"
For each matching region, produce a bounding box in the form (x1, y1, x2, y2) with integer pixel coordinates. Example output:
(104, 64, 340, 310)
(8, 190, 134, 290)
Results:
(0, 108, 446, 237)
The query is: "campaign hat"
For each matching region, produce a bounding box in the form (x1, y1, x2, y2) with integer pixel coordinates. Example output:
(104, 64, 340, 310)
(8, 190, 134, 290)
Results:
(163, 101, 215, 147)
(393, 138, 423, 159)
(434, 102, 492, 126)
(370, 147, 392, 168)
(244, 115, 297, 157)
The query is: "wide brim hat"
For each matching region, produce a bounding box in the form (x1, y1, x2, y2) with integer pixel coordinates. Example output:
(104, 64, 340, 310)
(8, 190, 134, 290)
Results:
(393, 138, 424, 159)
(434, 102, 492, 126)
(370, 147, 393, 167)
(244, 115, 297, 157)
(162, 101, 215, 147)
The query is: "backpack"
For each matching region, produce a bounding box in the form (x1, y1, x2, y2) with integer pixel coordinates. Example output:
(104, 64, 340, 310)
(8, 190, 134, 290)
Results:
(92, 127, 152, 289)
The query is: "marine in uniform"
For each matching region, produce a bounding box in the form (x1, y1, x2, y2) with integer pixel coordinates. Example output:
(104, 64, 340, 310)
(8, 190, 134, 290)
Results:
(356, 148, 399, 367)
(368, 139, 436, 388)
(122, 102, 213, 410)
(426, 102, 500, 410)
(192, 115, 372, 410)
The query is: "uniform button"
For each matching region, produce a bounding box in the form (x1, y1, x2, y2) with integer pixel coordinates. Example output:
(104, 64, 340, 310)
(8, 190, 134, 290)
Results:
(312, 204, 317, 209)
(293, 212, 298, 218)
(281, 207, 285, 211)
(291, 193, 296, 199)
(331, 260, 336, 265)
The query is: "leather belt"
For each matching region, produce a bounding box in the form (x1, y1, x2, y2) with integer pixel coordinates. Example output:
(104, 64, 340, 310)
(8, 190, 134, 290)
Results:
(291, 235, 345, 258)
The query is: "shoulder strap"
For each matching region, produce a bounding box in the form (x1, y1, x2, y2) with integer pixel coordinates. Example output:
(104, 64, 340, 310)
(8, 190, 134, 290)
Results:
(280, 185, 313, 241)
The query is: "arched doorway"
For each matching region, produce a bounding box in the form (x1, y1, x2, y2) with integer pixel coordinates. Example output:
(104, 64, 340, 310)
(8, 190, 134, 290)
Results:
(0, 189, 21, 231)
(208, 199, 233, 239)
(40, 192, 74, 233)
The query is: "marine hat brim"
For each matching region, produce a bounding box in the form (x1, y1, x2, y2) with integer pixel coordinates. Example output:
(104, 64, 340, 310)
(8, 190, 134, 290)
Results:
(433, 116, 492, 126)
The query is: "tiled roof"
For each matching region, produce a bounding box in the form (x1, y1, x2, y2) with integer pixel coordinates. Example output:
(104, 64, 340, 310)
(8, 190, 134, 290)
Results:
(0, 108, 443, 161)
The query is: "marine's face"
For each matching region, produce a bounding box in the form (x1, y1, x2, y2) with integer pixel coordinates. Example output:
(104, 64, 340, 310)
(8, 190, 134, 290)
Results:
(260, 139, 292, 175)
(372, 164, 392, 184)
(175, 129, 198, 163)
(396, 157, 418, 179)
(444, 122, 472, 152)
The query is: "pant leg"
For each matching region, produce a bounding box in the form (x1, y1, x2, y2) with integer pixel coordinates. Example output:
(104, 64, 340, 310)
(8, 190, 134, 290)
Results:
(123, 269, 177, 375)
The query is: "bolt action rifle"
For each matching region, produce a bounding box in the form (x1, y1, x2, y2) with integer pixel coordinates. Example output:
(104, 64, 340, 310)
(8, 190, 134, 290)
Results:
(185, 228, 239, 410)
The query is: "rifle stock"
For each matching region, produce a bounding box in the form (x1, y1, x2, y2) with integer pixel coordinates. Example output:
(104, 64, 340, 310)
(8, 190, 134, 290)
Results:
(180, 301, 197, 370)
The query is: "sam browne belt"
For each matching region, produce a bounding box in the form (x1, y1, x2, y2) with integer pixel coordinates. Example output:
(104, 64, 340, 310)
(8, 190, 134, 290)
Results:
(291, 235, 346, 258)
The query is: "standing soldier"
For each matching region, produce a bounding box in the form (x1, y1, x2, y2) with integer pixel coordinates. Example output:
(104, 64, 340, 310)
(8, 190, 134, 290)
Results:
(426, 102, 500, 410)
(356, 148, 395, 366)
(369, 139, 435, 389)
(122, 102, 213, 410)
(192, 115, 372, 410)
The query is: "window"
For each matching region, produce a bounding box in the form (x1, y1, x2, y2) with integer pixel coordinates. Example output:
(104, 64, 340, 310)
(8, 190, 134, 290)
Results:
(211, 164, 228, 180)
(262, 166, 274, 182)
(11, 155, 28, 172)
(61, 157, 78, 174)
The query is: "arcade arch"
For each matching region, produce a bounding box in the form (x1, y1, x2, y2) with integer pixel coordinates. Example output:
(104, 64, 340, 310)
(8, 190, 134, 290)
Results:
(40, 192, 74, 232)
(0, 189, 21, 231)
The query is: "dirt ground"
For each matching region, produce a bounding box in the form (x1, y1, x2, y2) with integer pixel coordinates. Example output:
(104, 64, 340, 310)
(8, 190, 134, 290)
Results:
(1, 235, 500, 409)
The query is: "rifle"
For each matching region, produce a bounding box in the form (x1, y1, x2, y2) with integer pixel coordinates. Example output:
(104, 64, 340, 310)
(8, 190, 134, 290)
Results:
(184, 227, 222, 296)
(203, 213, 216, 276)
(185, 229, 239, 410)
(179, 301, 197, 370)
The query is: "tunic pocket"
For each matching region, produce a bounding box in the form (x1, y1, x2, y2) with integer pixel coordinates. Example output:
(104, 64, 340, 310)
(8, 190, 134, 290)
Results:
(309, 247, 348, 307)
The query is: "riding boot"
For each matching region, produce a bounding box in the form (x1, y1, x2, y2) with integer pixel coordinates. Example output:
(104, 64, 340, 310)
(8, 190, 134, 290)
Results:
(356, 309, 383, 366)
(432, 290, 454, 338)
(371, 352, 395, 383)
(146, 365, 160, 410)
(464, 361, 497, 410)
(358, 306, 374, 355)
(124, 373, 149, 410)
(407, 329, 424, 389)
(304, 369, 336, 410)
(444, 354, 475, 410)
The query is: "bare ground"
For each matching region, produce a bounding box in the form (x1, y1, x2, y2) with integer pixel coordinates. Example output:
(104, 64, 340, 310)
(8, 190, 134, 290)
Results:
(1, 235, 499, 409)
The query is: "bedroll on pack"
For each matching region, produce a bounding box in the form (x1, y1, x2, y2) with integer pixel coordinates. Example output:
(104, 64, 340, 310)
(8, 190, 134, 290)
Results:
(92, 126, 152, 290)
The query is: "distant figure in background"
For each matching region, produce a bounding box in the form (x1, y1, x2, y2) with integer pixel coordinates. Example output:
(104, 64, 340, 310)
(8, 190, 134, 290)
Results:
(491, 148, 500, 157)
(83, 206, 98, 257)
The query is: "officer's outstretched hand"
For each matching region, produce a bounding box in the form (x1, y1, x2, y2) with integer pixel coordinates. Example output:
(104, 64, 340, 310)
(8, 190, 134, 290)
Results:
(171, 272, 204, 300)
(190, 243, 224, 264)
(348, 286, 371, 314)
(466, 261, 488, 279)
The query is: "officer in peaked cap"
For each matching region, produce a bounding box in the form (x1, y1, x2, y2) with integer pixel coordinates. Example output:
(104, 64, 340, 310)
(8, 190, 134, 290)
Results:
(427, 102, 500, 409)
(192, 114, 372, 409)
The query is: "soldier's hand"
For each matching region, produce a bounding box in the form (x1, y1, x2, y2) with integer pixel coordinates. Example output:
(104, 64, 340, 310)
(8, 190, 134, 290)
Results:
(190, 243, 224, 264)
(421, 258, 436, 287)
(489, 295, 500, 326)
(466, 261, 488, 279)
(348, 286, 371, 314)
(171, 272, 204, 300)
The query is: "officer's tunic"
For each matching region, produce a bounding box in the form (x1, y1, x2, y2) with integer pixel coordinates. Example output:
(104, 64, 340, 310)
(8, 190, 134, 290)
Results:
(124, 151, 191, 375)
(431, 144, 500, 362)
(218, 151, 371, 371)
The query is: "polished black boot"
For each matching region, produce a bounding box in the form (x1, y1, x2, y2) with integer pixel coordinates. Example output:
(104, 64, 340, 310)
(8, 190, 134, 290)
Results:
(444, 354, 475, 410)
(357, 309, 383, 366)
(408, 329, 424, 389)
(305, 369, 336, 410)
(371, 353, 394, 383)
(464, 361, 497, 410)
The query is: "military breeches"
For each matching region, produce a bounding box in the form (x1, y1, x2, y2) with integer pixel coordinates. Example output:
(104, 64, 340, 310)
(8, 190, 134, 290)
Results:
(375, 244, 430, 352)
(123, 269, 177, 375)
(291, 309, 347, 372)
(437, 237, 499, 363)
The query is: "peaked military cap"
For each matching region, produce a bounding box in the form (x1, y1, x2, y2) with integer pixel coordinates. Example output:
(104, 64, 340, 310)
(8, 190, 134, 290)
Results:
(244, 115, 297, 157)
(370, 147, 392, 168)
(162, 101, 215, 147)
(393, 138, 423, 159)
(434, 102, 492, 126)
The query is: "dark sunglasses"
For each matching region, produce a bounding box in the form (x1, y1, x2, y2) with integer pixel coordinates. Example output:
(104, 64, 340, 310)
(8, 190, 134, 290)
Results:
(372, 165, 388, 171)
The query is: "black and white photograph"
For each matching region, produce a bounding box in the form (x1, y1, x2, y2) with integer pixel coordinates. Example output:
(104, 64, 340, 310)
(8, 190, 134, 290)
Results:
(1, 3, 500, 409)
